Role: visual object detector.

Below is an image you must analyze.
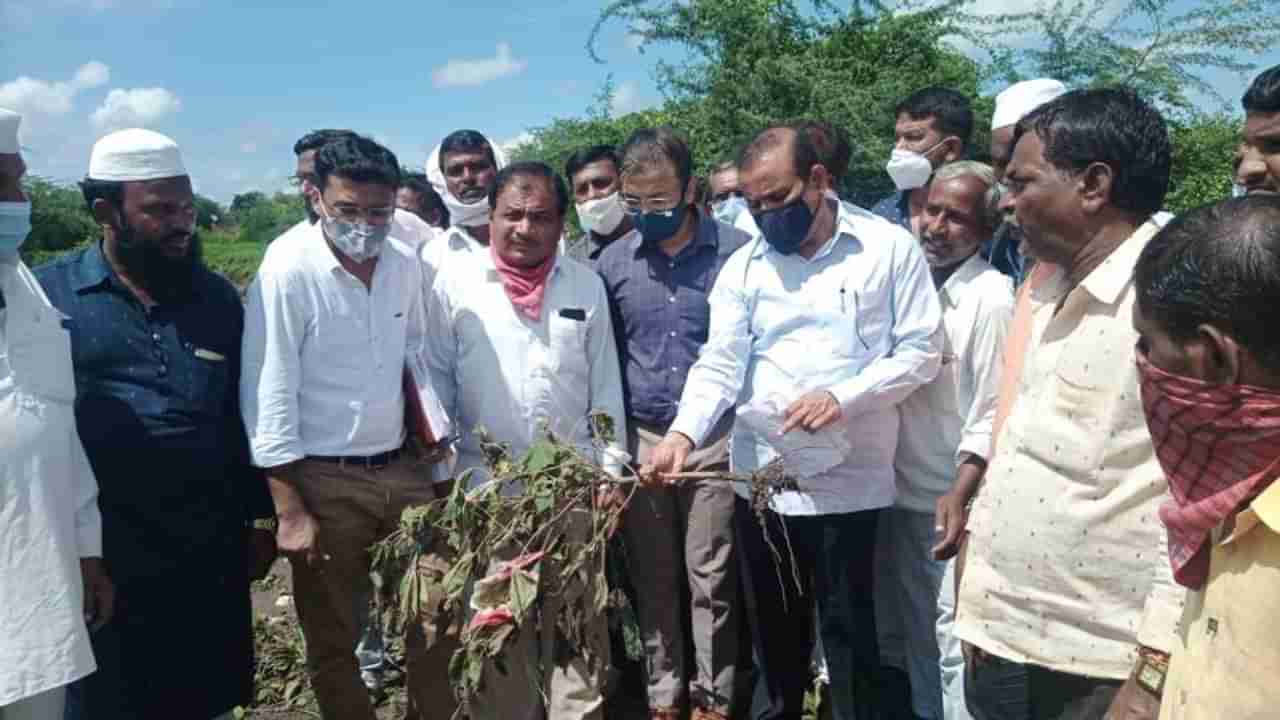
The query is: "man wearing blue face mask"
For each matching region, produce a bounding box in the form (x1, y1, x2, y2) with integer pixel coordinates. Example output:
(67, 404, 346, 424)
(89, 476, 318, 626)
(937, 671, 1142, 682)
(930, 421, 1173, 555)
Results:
(1, 107, 113, 720)
(873, 87, 973, 239)
(242, 135, 452, 720)
(643, 125, 943, 720)
(596, 127, 749, 720)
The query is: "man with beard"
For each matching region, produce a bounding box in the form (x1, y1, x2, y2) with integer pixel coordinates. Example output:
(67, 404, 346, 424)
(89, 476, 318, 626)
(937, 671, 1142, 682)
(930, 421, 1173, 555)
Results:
(1236, 64, 1280, 196)
(876, 161, 1013, 720)
(421, 129, 507, 289)
(35, 128, 276, 720)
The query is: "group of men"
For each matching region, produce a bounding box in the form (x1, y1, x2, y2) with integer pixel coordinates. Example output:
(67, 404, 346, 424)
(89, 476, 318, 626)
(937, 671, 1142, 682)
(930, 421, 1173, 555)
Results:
(4, 59, 1280, 720)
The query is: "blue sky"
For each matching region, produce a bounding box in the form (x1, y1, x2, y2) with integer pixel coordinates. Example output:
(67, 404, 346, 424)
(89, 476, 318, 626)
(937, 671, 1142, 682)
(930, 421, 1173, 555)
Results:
(2, 0, 1276, 203)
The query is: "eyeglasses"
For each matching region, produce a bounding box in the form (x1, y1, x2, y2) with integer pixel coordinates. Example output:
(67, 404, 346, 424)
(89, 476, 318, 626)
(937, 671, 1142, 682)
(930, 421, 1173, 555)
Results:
(316, 198, 395, 224)
(621, 196, 682, 215)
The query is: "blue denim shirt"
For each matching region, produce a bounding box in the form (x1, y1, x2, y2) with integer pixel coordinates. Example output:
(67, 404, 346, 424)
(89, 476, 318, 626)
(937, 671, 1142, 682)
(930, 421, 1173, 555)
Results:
(35, 243, 270, 579)
(595, 215, 749, 429)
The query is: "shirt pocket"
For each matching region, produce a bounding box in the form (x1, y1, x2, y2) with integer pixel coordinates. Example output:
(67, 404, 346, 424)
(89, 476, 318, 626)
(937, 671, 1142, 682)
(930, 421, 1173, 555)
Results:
(547, 313, 589, 379)
(180, 341, 231, 418)
(9, 307, 76, 404)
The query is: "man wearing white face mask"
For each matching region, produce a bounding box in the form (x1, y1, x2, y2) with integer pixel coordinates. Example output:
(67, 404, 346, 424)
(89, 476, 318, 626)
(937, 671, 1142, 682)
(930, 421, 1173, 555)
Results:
(242, 135, 452, 720)
(420, 129, 508, 291)
(873, 88, 973, 238)
(565, 145, 634, 262)
(0, 108, 111, 720)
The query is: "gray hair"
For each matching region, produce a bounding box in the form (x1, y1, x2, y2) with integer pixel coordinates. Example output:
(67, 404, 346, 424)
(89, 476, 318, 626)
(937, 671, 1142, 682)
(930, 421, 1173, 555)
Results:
(932, 160, 1002, 232)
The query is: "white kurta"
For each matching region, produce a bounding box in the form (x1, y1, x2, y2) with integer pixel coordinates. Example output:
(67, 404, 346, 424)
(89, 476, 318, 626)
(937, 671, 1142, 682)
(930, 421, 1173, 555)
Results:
(0, 258, 102, 706)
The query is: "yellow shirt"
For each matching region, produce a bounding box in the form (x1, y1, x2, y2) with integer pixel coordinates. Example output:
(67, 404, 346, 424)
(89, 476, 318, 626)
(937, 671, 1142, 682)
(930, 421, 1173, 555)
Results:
(956, 221, 1184, 680)
(1159, 481, 1280, 720)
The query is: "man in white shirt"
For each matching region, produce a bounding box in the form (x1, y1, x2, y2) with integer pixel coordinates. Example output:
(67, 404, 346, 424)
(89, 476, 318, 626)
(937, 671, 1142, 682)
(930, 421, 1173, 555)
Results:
(644, 125, 942, 720)
(242, 135, 448, 720)
(421, 129, 508, 289)
(424, 161, 626, 720)
(955, 88, 1184, 720)
(0, 107, 111, 720)
(874, 161, 1013, 720)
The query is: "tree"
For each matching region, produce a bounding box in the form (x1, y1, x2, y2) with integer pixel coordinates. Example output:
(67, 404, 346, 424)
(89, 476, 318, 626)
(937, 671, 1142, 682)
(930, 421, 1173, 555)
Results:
(21, 176, 97, 264)
(1166, 114, 1238, 214)
(194, 194, 225, 229)
(229, 191, 268, 224)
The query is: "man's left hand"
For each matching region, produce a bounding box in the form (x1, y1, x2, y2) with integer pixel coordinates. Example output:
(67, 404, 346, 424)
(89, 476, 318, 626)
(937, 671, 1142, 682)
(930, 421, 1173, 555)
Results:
(780, 391, 842, 435)
(248, 527, 278, 582)
(81, 557, 115, 632)
(1105, 675, 1161, 720)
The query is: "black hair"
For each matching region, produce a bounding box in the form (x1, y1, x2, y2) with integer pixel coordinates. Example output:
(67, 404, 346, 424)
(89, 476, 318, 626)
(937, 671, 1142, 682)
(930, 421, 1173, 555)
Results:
(400, 172, 449, 226)
(564, 145, 619, 183)
(618, 127, 694, 189)
(487, 161, 569, 217)
(1014, 87, 1171, 217)
(895, 87, 974, 152)
(439, 130, 497, 173)
(795, 119, 852, 179)
(1135, 195, 1280, 374)
(80, 178, 124, 213)
(313, 136, 401, 192)
(738, 125, 821, 181)
(293, 129, 358, 157)
(1242, 64, 1280, 114)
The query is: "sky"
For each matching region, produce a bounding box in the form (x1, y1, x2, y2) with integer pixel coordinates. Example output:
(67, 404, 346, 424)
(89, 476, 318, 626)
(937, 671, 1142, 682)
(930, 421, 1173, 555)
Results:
(2, 0, 1277, 203)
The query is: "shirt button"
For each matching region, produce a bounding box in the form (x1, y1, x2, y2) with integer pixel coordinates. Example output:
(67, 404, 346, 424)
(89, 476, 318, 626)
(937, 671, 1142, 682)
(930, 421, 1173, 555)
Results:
(158, 365, 168, 377)
(669, 331, 677, 337)
(668, 296, 676, 303)
(670, 366, 678, 373)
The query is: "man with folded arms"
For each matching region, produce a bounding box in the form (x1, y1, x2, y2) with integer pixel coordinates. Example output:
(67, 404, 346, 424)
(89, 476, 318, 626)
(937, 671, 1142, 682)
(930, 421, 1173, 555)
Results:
(241, 135, 448, 720)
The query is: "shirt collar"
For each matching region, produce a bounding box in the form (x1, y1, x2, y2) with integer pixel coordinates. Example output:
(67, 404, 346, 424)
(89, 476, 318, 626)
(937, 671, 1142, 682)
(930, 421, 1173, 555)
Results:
(938, 252, 991, 307)
(71, 241, 114, 293)
(1077, 219, 1162, 306)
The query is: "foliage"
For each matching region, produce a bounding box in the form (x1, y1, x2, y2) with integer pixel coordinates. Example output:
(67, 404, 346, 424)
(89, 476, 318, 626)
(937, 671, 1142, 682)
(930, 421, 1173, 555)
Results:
(236, 192, 306, 246)
(1166, 113, 1238, 214)
(204, 234, 268, 287)
(372, 417, 797, 716)
(21, 176, 96, 265)
(575, 0, 986, 206)
(194, 193, 226, 229)
(249, 615, 317, 712)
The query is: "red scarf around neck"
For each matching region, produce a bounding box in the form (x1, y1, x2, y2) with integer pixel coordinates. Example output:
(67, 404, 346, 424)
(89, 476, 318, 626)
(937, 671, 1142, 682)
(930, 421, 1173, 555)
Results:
(489, 243, 555, 321)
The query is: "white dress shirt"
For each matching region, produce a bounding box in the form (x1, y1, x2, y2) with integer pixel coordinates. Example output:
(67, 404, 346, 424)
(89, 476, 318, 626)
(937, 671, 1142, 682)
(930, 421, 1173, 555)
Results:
(424, 252, 627, 489)
(241, 220, 426, 468)
(420, 224, 489, 295)
(893, 253, 1013, 513)
(669, 199, 943, 516)
(1, 259, 101, 705)
(956, 220, 1184, 679)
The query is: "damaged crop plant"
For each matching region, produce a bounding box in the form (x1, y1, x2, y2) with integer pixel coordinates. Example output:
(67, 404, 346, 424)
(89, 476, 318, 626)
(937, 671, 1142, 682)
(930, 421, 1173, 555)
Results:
(372, 412, 799, 717)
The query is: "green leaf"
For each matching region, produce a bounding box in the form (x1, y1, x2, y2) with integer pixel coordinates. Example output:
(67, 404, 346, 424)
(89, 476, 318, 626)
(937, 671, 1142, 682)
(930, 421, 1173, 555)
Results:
(508, 567, 539, 620)
(523, 442, 557, 473)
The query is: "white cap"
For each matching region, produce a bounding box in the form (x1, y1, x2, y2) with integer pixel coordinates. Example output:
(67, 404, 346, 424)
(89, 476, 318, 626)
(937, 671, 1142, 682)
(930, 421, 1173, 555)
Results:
(88, 128, 187, 182)
(992, 79, 1068, 130)
(0, 108, 20, 155)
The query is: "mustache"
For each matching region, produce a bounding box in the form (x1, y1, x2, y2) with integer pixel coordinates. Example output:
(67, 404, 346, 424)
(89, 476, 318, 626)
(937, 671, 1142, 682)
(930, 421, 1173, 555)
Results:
(458, 187, 488, 202)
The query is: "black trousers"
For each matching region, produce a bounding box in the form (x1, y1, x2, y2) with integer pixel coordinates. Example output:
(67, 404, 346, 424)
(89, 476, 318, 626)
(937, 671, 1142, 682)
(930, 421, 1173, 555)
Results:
(736, 499, 882, 720)
(964, 651, 1122, 720)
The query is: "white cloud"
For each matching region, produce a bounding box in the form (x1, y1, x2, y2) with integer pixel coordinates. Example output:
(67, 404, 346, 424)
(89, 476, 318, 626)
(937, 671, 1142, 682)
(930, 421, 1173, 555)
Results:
(624, 33, 645, 52)
(610, 81, 653, 116)
(240, 142, 258, 153)
(0, 61, 111, 117)
(496, 131, 534, 157)
(90, 87, 182, 130)
(432, 42, 527, 89)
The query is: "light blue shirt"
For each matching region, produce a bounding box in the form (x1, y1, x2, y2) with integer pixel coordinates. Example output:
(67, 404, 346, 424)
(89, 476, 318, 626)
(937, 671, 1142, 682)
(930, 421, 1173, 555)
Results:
(669, 199, 943, 515)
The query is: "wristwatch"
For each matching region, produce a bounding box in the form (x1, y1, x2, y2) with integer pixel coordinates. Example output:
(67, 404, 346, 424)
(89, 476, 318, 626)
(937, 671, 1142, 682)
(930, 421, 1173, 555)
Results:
(252, 517, 279, 533)
(1134, 648, 1169, 696)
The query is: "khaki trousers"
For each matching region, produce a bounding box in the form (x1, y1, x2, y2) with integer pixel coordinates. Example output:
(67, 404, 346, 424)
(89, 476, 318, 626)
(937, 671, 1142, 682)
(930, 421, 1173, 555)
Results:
(622, 422, 739, 714)
(0, 686, 65, 720)
(470, 510, 611, 720)
(288, 455, 457, 720)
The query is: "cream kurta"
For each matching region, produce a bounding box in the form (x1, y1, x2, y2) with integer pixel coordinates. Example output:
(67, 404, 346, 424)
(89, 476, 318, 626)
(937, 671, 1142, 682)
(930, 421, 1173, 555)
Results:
(0, 258, 101, 706)
(956, 220, 1184, 680)
(1159, 480, 1280, 720)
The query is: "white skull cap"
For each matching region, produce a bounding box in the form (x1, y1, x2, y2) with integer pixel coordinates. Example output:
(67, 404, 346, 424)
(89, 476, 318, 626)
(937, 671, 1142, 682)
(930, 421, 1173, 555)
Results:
(0, 108, 20, 155)
(88, 128, 187, 182)
(992, 79, 1068, 130)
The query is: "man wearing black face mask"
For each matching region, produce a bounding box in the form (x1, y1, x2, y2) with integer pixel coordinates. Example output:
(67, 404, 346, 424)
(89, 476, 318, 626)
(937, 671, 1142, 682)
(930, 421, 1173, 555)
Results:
(596, 127, 749, 720)
(643, 125, 942, 720)
(35, 128, 276, 720)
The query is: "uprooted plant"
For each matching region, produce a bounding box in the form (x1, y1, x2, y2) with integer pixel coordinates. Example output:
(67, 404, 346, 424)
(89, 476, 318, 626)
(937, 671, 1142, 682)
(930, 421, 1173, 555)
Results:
(371, 412, 800, 716)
